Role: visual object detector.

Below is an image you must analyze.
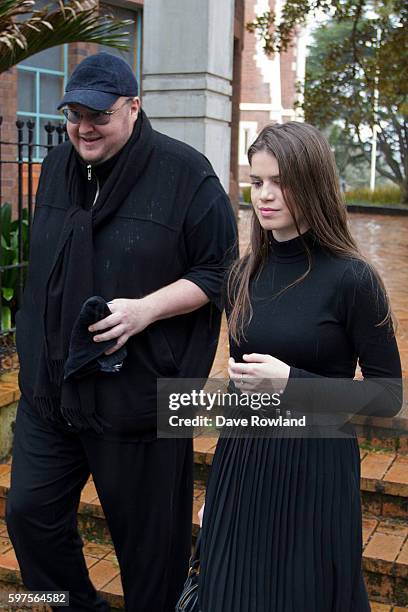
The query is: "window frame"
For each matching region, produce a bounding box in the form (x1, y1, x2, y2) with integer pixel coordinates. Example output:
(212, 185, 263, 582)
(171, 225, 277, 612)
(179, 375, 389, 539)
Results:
(17, 45, 68, 160)
(239, 121, 258, 166)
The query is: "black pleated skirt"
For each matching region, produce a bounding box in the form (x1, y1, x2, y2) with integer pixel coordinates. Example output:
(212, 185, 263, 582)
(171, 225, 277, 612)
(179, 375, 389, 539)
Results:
(198, 435, 370, 612)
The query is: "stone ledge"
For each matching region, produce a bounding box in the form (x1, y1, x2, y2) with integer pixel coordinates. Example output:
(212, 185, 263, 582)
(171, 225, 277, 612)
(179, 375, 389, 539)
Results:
(0, 373, 19, 461)
(0, 517, 123, 609)
(352, 401, 408, 435)
(346, 203, 408, 216)
(0, 372, 19, 409)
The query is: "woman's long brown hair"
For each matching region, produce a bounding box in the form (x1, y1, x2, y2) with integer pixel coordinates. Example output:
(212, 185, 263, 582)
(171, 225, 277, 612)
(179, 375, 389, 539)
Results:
(228, 121, 393, 343)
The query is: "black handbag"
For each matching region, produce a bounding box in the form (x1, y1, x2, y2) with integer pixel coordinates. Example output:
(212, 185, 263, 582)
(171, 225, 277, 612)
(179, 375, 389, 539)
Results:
(175, 531, 201, 611)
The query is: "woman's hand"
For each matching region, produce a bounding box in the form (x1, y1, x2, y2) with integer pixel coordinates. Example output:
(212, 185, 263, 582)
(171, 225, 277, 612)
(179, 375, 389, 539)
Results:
(198, 503, 205, 528)
(88, 298, 153, 355)
(228, 353, 290, 394)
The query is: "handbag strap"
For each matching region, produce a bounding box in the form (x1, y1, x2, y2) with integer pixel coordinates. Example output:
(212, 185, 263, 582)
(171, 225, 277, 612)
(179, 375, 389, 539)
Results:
(194, 530, 201, 558)
(188, 531, 201, 575)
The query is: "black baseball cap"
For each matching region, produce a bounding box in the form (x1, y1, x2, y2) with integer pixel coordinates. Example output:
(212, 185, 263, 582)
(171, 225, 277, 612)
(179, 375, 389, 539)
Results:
(57, 52, 139, 111)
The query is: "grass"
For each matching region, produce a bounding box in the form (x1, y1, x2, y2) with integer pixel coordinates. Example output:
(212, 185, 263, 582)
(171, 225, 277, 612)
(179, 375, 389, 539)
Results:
(241, 185, 251, 204)
(345, 185, 405, 207)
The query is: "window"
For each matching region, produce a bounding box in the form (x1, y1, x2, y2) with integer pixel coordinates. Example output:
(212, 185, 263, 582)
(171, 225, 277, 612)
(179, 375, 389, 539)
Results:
(239, 122, 258, 165)
(16, 0, 68, 159)
(17, 46, 68, 160)
(100, 4, 143, 87)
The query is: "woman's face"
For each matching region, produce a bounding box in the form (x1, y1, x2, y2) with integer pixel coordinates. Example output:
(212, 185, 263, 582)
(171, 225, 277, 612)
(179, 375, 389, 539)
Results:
(250, 150, 309, 242)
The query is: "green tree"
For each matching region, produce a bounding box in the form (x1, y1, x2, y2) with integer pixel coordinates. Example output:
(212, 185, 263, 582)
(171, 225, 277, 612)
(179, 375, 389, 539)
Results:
(0, 0, 130, 74)
(247, 1, 408, 202)
(325, 124, 369, 188)
(303, 20, 376, 189)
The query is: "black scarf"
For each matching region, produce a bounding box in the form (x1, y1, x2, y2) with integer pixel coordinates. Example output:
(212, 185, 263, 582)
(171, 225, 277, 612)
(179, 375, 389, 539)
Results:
(33, 110, 155, 432)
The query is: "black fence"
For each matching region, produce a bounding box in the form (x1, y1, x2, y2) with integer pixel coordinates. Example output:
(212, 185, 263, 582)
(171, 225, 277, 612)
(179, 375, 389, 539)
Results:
(0, 117, 67, 335)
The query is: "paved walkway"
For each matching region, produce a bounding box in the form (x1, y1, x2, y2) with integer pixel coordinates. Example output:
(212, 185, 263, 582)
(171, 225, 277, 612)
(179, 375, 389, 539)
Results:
(211, 211, 408, 378)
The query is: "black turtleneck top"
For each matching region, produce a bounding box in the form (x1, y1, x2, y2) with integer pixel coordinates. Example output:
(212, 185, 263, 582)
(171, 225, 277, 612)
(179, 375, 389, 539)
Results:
(230, 231, 402, 418)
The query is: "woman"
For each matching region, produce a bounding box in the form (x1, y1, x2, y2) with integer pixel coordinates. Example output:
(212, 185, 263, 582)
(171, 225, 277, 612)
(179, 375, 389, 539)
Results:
(198, 122, 402, 612)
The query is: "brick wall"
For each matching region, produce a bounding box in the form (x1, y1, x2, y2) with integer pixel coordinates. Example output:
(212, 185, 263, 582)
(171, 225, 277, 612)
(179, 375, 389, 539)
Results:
(241, 0, 299, 111)
(0, 68, 18, 207)
(238, 0, 301, 186)
(280, 36, 297, 113)
(241, 0, 271, 105)
(68, 42, 99, 75)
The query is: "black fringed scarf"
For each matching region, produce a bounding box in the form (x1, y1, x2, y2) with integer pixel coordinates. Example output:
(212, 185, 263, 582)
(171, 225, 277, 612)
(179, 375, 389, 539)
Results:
(33, 110, 155, 432)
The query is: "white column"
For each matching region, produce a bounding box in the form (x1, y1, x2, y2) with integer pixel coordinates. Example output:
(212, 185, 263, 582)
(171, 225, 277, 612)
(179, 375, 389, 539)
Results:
(142, 0, 235, 190)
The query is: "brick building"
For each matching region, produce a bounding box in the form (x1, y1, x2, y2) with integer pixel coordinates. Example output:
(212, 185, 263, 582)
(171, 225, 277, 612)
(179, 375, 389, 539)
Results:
(0, 0, 246, 210)
(238, 0, 307, 186)
(0, 0, 305, 206)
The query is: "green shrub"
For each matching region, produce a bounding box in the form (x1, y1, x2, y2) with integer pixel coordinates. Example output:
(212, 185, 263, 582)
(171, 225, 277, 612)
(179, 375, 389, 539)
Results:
(0, 203, 29, 331)
(345, 185, 403, 206)
(241, 185, 251, 203)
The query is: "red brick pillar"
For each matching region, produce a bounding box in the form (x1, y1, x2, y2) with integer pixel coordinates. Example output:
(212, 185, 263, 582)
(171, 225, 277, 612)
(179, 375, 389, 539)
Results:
(0, 67, 18, 208)
(67, 0, 100, 73)
(68, 42, 99, 75)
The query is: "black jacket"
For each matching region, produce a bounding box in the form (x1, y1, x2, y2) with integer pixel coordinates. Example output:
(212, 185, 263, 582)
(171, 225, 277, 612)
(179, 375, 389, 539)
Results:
(16, 122, 238, 438)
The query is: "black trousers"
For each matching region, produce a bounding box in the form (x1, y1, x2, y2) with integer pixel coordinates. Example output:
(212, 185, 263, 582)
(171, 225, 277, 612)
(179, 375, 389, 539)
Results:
(6, 401, 193, 612)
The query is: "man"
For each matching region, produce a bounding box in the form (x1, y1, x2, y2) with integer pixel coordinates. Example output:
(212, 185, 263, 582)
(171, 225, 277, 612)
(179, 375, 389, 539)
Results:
(6, 53, 237, 611)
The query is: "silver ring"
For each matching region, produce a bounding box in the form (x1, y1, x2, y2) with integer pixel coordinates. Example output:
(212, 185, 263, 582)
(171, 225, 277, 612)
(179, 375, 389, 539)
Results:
(240, 374, 244, 385)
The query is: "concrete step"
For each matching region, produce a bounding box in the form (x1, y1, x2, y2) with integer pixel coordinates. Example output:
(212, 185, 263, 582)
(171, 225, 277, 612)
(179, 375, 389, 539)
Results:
(360, 450, 408, 521)
(0, 517, 123, 611)
(0, 460, 206, 544)
(0, 513, 406, 610)
(0, 464, 408, 606)
(0, 440, 407, 607)
(362, 517, 408, 606)
(1, 441, 408, 533)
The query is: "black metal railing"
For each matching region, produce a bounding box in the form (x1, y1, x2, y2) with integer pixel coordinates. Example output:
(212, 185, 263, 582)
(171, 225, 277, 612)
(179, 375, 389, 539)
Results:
(0, 117, 67, 335)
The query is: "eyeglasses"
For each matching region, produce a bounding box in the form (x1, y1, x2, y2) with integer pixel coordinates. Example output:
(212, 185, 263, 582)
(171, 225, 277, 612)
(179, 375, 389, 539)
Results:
(62, 98, 133, 126)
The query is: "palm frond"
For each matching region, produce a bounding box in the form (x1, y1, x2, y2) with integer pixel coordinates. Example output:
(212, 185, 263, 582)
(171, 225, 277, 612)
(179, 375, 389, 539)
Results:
(0, 0, 35, 21)
(0, 0, 131, 74)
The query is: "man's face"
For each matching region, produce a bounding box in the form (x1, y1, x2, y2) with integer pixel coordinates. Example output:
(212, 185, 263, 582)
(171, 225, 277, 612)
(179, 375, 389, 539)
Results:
(66, 96, 140, 165)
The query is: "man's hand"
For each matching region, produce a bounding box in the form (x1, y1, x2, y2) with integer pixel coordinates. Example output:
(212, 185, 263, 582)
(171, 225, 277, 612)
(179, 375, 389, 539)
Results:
(228, 353, 290, 394)
(88, 298, 153, 355)
(88, 279, 210, 355)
